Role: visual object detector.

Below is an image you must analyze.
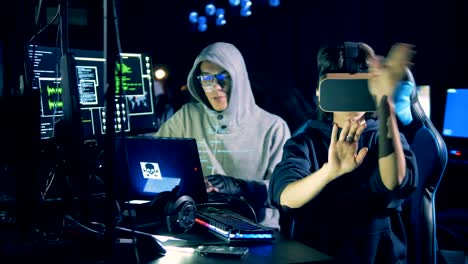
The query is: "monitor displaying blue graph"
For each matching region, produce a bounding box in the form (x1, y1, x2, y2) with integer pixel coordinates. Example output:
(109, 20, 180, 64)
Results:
(442, 88, 468, 138)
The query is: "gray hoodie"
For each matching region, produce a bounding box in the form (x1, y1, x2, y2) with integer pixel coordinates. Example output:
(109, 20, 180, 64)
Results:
(154, 42, 291, 227)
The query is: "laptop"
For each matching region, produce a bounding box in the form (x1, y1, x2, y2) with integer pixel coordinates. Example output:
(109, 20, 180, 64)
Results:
(114, 136, 274, 242)
(114, 136, 207, 204)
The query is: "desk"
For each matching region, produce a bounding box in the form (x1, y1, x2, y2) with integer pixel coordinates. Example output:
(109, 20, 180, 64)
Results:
(145, 226, 335, 264)
(153, 238, 335, 264)
(0, 225, 334, 264)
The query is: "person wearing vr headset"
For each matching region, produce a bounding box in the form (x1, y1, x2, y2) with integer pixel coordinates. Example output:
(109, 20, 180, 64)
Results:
(153, 42, 291, 229)
(269, 42, 418, 263)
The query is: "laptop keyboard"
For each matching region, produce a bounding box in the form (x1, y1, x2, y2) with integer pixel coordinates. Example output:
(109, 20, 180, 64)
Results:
(195, 206, 274, 242)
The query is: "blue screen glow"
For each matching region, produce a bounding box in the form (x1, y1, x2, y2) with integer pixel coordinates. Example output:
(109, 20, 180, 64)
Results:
(442, 88, 468, 138)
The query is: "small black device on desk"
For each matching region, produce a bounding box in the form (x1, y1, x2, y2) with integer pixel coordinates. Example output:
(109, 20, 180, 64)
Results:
(195, 245, 249, 257)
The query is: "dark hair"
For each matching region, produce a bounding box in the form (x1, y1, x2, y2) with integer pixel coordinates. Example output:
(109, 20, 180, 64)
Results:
(315, 41, 376, 121)
(317, 41, 375, 80)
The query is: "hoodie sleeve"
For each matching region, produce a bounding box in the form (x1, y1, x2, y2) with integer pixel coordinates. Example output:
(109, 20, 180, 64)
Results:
(368, 131, 418, 209)
(153, 105, 189, 137)
(265, 118, 291, 180)
(269, 134, 316, 210)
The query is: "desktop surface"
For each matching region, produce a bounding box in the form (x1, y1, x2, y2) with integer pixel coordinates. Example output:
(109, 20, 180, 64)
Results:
(150, 225, 336, 264)
(152, 239, 335, 264)
(1, 213, 335, 264)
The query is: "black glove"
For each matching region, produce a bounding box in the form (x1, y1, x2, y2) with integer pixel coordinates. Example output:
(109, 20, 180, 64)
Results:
(205, 174, 268, 207)
(206, 174, 243, 196)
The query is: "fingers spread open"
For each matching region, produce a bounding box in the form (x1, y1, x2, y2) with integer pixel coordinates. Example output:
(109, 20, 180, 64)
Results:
(339, 121, 351, 142)
(353, 122, 367, 142)
(347, 121, 359, 138)
(331, 123, 338, 144)
(355, 147, 368, 166)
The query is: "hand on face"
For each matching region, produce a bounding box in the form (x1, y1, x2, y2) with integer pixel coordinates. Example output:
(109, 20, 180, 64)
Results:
(327, 120, 368, 180)
(368, 43, 415, 106)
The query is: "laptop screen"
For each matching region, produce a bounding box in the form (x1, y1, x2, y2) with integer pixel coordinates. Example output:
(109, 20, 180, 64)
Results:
(114, 136, 207, 203)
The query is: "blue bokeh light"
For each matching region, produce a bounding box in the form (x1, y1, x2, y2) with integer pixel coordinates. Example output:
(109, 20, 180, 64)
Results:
(198, 15, 207, 32)
(229, 0, 240, 6)
(198, 23, 208, 32)
(215, 8, 225, 17)
(198, 16, 207, 24)
(189, 11, 198, 24)
(240, 0, 251, 8)
(240, 6, 252, 17)
(216, 16, 227, 26)
(205, 4, 216, 16)
(269, 0, 280, 7)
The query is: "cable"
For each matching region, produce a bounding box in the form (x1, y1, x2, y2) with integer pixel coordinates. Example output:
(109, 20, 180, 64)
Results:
(51, 43, 62, 138)
(103, 1, 141, 263)
(29, 4, 61, 43)
(25, 2, 61, 137)
(41, 169, 56, 199)
(64, 214, 104, 236)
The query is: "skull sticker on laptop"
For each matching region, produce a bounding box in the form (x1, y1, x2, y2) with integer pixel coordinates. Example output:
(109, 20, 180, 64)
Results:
(140, 162, 162, 179)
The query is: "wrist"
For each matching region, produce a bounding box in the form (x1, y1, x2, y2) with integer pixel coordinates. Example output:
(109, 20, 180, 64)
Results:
(374, 94, 383, 108)
(321, 163, 338, 182)
(375, 94, 395, 109)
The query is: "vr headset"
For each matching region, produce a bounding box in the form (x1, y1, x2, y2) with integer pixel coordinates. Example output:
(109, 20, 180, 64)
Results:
(319, 73, 375, 112)
(318, 42, 376, 112)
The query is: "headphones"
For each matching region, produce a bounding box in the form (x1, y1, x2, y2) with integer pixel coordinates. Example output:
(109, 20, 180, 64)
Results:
(150, 191, 197, 234)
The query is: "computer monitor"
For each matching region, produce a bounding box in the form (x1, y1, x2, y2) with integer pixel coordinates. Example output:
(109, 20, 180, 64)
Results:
(442, 88, 468, 139)
(28, 45, 156, 140)
(416, 85, 431, 119)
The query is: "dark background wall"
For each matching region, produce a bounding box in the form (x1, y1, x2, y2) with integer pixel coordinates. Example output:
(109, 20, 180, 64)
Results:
(5, 0, 468, 131)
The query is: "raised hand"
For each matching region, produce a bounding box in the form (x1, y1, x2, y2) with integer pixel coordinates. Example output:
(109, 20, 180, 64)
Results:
(368, 43, 416, 107)
(327, 121, 368, 180)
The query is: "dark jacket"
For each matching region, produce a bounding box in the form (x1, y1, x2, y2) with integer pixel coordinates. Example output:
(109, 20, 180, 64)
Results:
(269, 119, 418, 264)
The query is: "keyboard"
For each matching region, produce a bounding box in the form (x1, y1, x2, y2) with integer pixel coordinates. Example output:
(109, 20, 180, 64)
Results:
(195, 206, 274, 242)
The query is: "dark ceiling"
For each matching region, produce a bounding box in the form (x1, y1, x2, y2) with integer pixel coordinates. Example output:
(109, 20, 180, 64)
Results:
(2, 0, 468, 130)
(25, 1, 468, 84)
(50, 1, 467, 81)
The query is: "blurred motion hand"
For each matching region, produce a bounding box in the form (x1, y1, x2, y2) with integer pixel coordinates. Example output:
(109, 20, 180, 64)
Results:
(368, 43, 416, 107)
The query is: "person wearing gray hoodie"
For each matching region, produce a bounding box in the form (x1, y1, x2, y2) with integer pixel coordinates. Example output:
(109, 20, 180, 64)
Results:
(153, 42, 291, 228)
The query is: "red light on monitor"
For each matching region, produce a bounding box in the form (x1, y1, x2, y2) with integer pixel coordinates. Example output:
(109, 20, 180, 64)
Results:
(450, 150, 462, 156)
(194, 167, 198, 171)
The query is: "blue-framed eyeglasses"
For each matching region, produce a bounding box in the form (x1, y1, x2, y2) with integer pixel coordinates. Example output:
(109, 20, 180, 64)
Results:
(197, 73, 230, 89)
